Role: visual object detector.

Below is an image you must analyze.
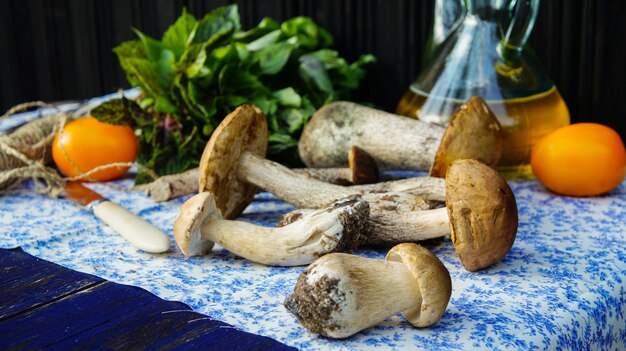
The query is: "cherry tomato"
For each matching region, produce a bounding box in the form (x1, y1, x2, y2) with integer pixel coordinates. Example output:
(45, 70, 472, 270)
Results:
(531, 123, 625, 196)
(52, 116, 138, 181)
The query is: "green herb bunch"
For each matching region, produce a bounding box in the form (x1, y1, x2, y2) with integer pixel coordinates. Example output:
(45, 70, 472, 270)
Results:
(94, 5, 374, 183)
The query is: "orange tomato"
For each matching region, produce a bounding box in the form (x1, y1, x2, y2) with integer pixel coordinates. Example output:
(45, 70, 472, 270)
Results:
(531, 123, 626, 196)
(52, 116, 138, 181)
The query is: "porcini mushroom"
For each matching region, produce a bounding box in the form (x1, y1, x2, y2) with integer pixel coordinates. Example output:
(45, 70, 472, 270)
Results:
(293, 146, 379, 185)
(298, 96, 503, 177)
(173, 192, 369, 266)
(198, 105, 517, 270)
(282, 159, 518, 271)
(198, 104, 431, 219)
(133, 147, 376, 202)
(284, 243, 452, 338)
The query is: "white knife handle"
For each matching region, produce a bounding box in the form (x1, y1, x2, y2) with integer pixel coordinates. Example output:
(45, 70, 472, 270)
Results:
(92, 200, 171, 253)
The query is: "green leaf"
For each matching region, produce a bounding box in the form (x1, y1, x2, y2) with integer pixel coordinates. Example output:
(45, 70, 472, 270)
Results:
(119, 56, 163, 97)
(133, 29, 166, 61)
(256, 41, 295, 75)
(92, 98, 141, 127)
(233, 17, 279, 42)
(299, 54, 334, 102)
(157, 49, 176, 89)
(280, 17, 332, 49)
(194, 4, 240, 46)
(112, 5, 376, 178)
(154, 95, 179, 115)
(162, 8, 197, 60)
(272, 87, 301, 107)
(218, 64, 268, 94)
(278, 108, 307, 133)
(184, 44, 209, 79)
(246, 29, 282, 51)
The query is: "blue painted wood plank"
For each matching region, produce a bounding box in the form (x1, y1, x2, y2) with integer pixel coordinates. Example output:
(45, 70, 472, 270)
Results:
(0, 248, 296, 350)
(0, 248, 103, 321)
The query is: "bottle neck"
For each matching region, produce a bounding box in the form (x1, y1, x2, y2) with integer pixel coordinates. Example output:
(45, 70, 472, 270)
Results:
(464, 0, 507, 18)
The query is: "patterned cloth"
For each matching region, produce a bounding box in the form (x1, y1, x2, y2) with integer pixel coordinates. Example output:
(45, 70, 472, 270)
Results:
(1, 98, 625, 350)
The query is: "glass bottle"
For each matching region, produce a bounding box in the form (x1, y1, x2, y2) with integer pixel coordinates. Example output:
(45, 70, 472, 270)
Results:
(396, 0, 570, 178)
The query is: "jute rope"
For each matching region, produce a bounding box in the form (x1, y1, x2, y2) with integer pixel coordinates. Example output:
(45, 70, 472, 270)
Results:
(0, 101, 157, 197)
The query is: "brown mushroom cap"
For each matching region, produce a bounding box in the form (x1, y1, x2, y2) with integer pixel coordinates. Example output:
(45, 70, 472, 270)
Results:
(348, 146, 379, 185)
(445, 159, 518, 271)
(385, 243, 452, 327)
(430, 96, 504, 177)
(173, 192, 221, 256)
(198, 104, 268, 219)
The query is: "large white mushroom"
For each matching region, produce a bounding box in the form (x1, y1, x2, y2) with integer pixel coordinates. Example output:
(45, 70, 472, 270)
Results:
(173, 192, 369, 266)
(198, 105, 517, 271)
(284, 243, 452, 338)
(282, 159, 519, 272)
(298, 96, 504, 177)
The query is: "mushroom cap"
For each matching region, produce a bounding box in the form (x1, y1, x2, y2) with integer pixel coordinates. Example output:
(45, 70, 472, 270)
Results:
(348, 146, 379, 185)
(430, 96, 504, 177)
(385, 243, 452, 327)
(445, 159, 518, 271)
(198, 104, 268, 219)
(173, 192, 221, 256)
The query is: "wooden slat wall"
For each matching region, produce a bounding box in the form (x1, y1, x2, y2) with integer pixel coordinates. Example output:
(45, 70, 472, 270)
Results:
(1, 0, 624, 137)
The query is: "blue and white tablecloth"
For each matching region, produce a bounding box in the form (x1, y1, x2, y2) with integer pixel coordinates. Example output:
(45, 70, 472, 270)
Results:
(1, 97, 625, 350)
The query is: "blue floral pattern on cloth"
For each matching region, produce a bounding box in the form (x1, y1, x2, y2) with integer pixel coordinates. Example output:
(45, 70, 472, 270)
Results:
(1, 98, 625, 350)
(2, 178, 625, 350)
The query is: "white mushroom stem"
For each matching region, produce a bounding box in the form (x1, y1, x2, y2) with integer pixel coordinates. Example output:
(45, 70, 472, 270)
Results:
(237, 151, 443, 208)
(174, 192, 369, 266)
(285, 243, 451, 338)
(134, 165, 365, 202)
(365, 206, 450, 244)
(237, 151, 354, 208)
(281, 203, 451, 245)
(293, 167, 355, 185)
(350, 176, 446, 202)
(201, 214, 344, 266)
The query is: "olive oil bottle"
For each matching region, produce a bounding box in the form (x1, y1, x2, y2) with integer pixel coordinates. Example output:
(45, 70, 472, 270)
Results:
(398, 0, 570, 178)
(397, 86, 570, 178)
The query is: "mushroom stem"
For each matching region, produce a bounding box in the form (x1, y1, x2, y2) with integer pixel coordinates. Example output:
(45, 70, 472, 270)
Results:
(365, 207, 450, 244)
(285, 243, 451, 338)
(174, 192, 369, 266)
(237, 151, 354, 208)
(279, 159, 519, 271)
(285, 255, 419, 338)
(200, 215, 344, 266)
(134, 167, 199, 202)
(299, 96, 504, 177)
(293, 167, 354, 185)
(350, 176, 446, 202)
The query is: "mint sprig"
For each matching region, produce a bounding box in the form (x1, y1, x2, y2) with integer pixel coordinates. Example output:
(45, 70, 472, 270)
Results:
(99, 5, 375, 183)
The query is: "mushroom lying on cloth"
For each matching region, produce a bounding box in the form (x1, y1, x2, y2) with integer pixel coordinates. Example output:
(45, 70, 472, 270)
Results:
(281, 159, 518, 272)
(133, 146, 376, 203)
(173, 192, 369, 266)
(284, 243, 452, 339)
(298, 96, 504, 177)
(197, 104, 433, 220)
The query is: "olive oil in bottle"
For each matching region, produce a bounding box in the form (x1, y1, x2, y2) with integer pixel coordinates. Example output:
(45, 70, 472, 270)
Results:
(396, 86, 570, 178)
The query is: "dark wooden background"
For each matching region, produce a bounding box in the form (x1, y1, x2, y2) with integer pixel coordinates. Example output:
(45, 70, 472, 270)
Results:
(1, 0, 625, 138)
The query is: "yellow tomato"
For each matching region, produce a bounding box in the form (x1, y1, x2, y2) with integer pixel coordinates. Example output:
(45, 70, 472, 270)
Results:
(52, 117, 138, 181)
(531, 123, 625, 196)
